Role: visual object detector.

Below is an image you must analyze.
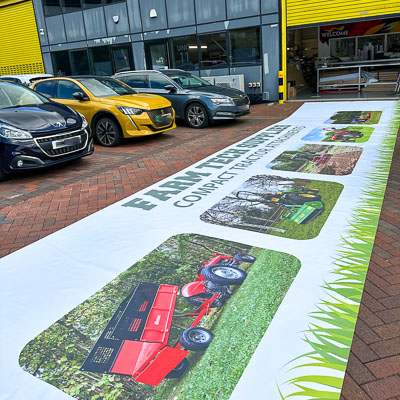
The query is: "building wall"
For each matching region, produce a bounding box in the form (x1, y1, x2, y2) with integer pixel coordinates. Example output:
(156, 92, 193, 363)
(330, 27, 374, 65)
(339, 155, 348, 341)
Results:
(35, 0, 281, 100)
(287, 0, 400, 27)
(0, 0, 44, 74)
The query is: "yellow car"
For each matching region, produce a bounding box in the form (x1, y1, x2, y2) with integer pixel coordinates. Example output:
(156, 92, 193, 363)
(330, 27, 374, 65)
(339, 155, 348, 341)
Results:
(32, 76, 176, 146)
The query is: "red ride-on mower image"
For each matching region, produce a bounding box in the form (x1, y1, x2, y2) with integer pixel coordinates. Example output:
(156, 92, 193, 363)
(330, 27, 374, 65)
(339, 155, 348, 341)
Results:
(323, 128, 363, 142)
(81, 253, 255, 386)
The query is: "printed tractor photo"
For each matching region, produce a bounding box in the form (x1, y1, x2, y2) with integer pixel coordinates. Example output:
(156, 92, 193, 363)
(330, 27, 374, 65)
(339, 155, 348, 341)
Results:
(302, 125, 374, 143)
(200, 176, 343, 239)
(322, 128, 363, 142)
(80, 253, 255, 386)
(236, 187, 324, 225)
(267, 144, 363, 175)
(324, 111, 382, 125)
(18, 234, 301, 400)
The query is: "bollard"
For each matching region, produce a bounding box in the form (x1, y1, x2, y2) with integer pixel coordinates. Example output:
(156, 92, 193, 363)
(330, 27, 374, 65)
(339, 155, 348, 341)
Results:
(278, 71, 284, 104)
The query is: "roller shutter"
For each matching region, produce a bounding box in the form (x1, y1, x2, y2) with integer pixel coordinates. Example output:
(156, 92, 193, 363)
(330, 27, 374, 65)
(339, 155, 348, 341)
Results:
(0, 0, 44, 75)
(287, 0, 400, 27)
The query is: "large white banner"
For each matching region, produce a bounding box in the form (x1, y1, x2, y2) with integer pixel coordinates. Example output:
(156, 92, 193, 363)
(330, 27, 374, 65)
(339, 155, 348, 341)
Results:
(0, 102, 398, 400)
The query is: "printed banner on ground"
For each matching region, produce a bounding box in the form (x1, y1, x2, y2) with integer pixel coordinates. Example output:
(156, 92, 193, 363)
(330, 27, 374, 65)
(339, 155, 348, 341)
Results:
(0, 101, 398, 400)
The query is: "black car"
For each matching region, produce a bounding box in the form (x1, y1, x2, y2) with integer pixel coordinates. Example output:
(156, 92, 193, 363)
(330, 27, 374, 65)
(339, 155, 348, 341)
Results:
(114, 70, 250, 129)
(0, 81, 93, 181)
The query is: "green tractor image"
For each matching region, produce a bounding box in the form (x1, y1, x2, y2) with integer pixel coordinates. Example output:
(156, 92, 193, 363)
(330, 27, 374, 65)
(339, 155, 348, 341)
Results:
(236, 187, 325, 225)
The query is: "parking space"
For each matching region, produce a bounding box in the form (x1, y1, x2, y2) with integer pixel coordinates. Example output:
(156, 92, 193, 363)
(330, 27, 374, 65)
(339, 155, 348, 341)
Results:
(0, 103, 301, 257)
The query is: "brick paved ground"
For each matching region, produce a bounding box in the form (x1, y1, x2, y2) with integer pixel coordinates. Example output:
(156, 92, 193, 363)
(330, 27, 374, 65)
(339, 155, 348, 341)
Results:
(0, 102, 399, 398)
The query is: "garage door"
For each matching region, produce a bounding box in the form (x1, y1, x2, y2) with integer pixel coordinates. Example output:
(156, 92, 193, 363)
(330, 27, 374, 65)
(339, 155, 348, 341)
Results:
(287, 0, 400, 27)
(0, 0, 44, 75)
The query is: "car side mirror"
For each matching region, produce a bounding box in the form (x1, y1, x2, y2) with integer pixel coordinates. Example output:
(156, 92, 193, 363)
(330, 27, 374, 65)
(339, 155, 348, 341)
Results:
(73, 91, 89, 101)
(164, 85, 177, 92)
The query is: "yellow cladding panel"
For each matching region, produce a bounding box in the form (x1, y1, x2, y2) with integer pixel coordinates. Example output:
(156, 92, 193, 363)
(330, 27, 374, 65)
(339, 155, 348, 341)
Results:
(0, 1, 44, 74)
(287, 0, 400, 26)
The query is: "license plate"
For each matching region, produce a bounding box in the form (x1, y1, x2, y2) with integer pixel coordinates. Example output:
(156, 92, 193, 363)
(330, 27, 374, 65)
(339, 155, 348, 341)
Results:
(52, 136, 81, 149)
(239, 104, 250, 111)
(155, 113, 172, 124)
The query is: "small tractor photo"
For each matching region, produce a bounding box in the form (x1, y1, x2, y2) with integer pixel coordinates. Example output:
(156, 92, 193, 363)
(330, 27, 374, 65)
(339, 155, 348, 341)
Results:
(81, 253, 256, 386)
(352, 112, 371, 123)
(323, 128, 363, 142)
(236, 187, 325, 224)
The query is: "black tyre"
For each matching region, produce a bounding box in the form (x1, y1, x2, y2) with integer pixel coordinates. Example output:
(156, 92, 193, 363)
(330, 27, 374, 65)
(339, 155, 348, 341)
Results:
(0, 166, 10, 182)
(200, 265, 247, 285)
(234, 254, 256, 263)
(179, 327, 213, 351)
(185, 103, 209, 128)
(95, 117, 122, 147)
(166, 358, 189, 379)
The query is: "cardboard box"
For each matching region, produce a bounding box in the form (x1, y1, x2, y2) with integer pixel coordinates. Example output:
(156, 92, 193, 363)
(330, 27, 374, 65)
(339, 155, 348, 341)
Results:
(288, 86, 297, 98)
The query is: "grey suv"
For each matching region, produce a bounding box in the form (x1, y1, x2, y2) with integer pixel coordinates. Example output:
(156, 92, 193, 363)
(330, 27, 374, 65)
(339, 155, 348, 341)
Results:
(114, 70, 250, 128)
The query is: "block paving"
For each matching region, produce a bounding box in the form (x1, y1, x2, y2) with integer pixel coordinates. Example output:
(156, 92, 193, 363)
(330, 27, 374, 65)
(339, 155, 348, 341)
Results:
(1, 102, 399, 399)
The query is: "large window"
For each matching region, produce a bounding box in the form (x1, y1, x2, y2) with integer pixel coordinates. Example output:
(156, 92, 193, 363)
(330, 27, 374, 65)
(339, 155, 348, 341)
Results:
(112, 46, 133, 73)
(43, 0, 62, 16)
(199, 33, 228, 69)
(61, 0, 81, 13)
(71, 50, 90, 75)
(44, 0, 125, 15)
(171, 36, 198, 70)
(89, 46, 113, 76)
(230, 27, 261, 66)
(52, 51, 72, 76)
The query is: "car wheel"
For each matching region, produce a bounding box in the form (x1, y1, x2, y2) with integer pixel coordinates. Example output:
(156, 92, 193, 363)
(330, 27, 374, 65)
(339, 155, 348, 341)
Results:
(0, 166, 10, 182)
(95, 117, 122, 147)
(186, 103, 209, 128)
(200, 265, 247, 285)
(234, 254, 256, 263)
(166, 358, 189, 379)
(179, 327, 213, 351)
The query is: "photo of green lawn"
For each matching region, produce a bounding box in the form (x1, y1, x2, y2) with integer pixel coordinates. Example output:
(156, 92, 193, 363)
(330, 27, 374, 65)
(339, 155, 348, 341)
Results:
(325, 111, 382, 125)
(200, 175, 343, 240)
(19, 234, 300, 400)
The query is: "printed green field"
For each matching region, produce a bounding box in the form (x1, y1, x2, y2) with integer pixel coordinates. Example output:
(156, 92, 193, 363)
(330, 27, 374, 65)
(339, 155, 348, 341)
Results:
(273, 180, 343, 240)
(152, 248, 301, 400)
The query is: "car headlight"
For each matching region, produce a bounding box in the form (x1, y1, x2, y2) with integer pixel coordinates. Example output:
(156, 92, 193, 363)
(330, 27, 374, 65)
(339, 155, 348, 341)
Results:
(210, 97, 235, 106)
(117, 106, 143, 115)
(77, 112, 88, 130)
(0, 122, 33, 140)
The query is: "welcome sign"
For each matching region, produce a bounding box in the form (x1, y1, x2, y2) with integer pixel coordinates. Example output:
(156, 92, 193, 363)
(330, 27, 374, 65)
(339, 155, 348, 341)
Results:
(0, 101, 398, 400)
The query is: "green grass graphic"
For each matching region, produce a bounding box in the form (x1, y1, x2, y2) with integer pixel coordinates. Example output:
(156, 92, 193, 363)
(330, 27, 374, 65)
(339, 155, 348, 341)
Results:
(152, 248, 301, 400)
(280, 106, 400, 399)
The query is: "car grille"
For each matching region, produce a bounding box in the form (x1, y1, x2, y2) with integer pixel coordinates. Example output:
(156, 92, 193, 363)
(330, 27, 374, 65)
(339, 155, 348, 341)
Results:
(146, 106, 174, 128)
(233, 95, 250, 106)
(35, 130, 88, 157)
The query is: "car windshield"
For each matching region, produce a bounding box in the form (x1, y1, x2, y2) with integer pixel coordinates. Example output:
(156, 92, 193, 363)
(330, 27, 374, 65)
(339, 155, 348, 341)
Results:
(0, 82, 50, 109)
(78, 77, 136, 97)
(165, 72, 212, 89)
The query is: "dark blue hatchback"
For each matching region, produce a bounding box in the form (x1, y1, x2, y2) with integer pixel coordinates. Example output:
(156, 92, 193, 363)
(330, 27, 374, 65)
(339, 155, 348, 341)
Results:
(0, 81, 93, 181)
(114, 70, 250, 129)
